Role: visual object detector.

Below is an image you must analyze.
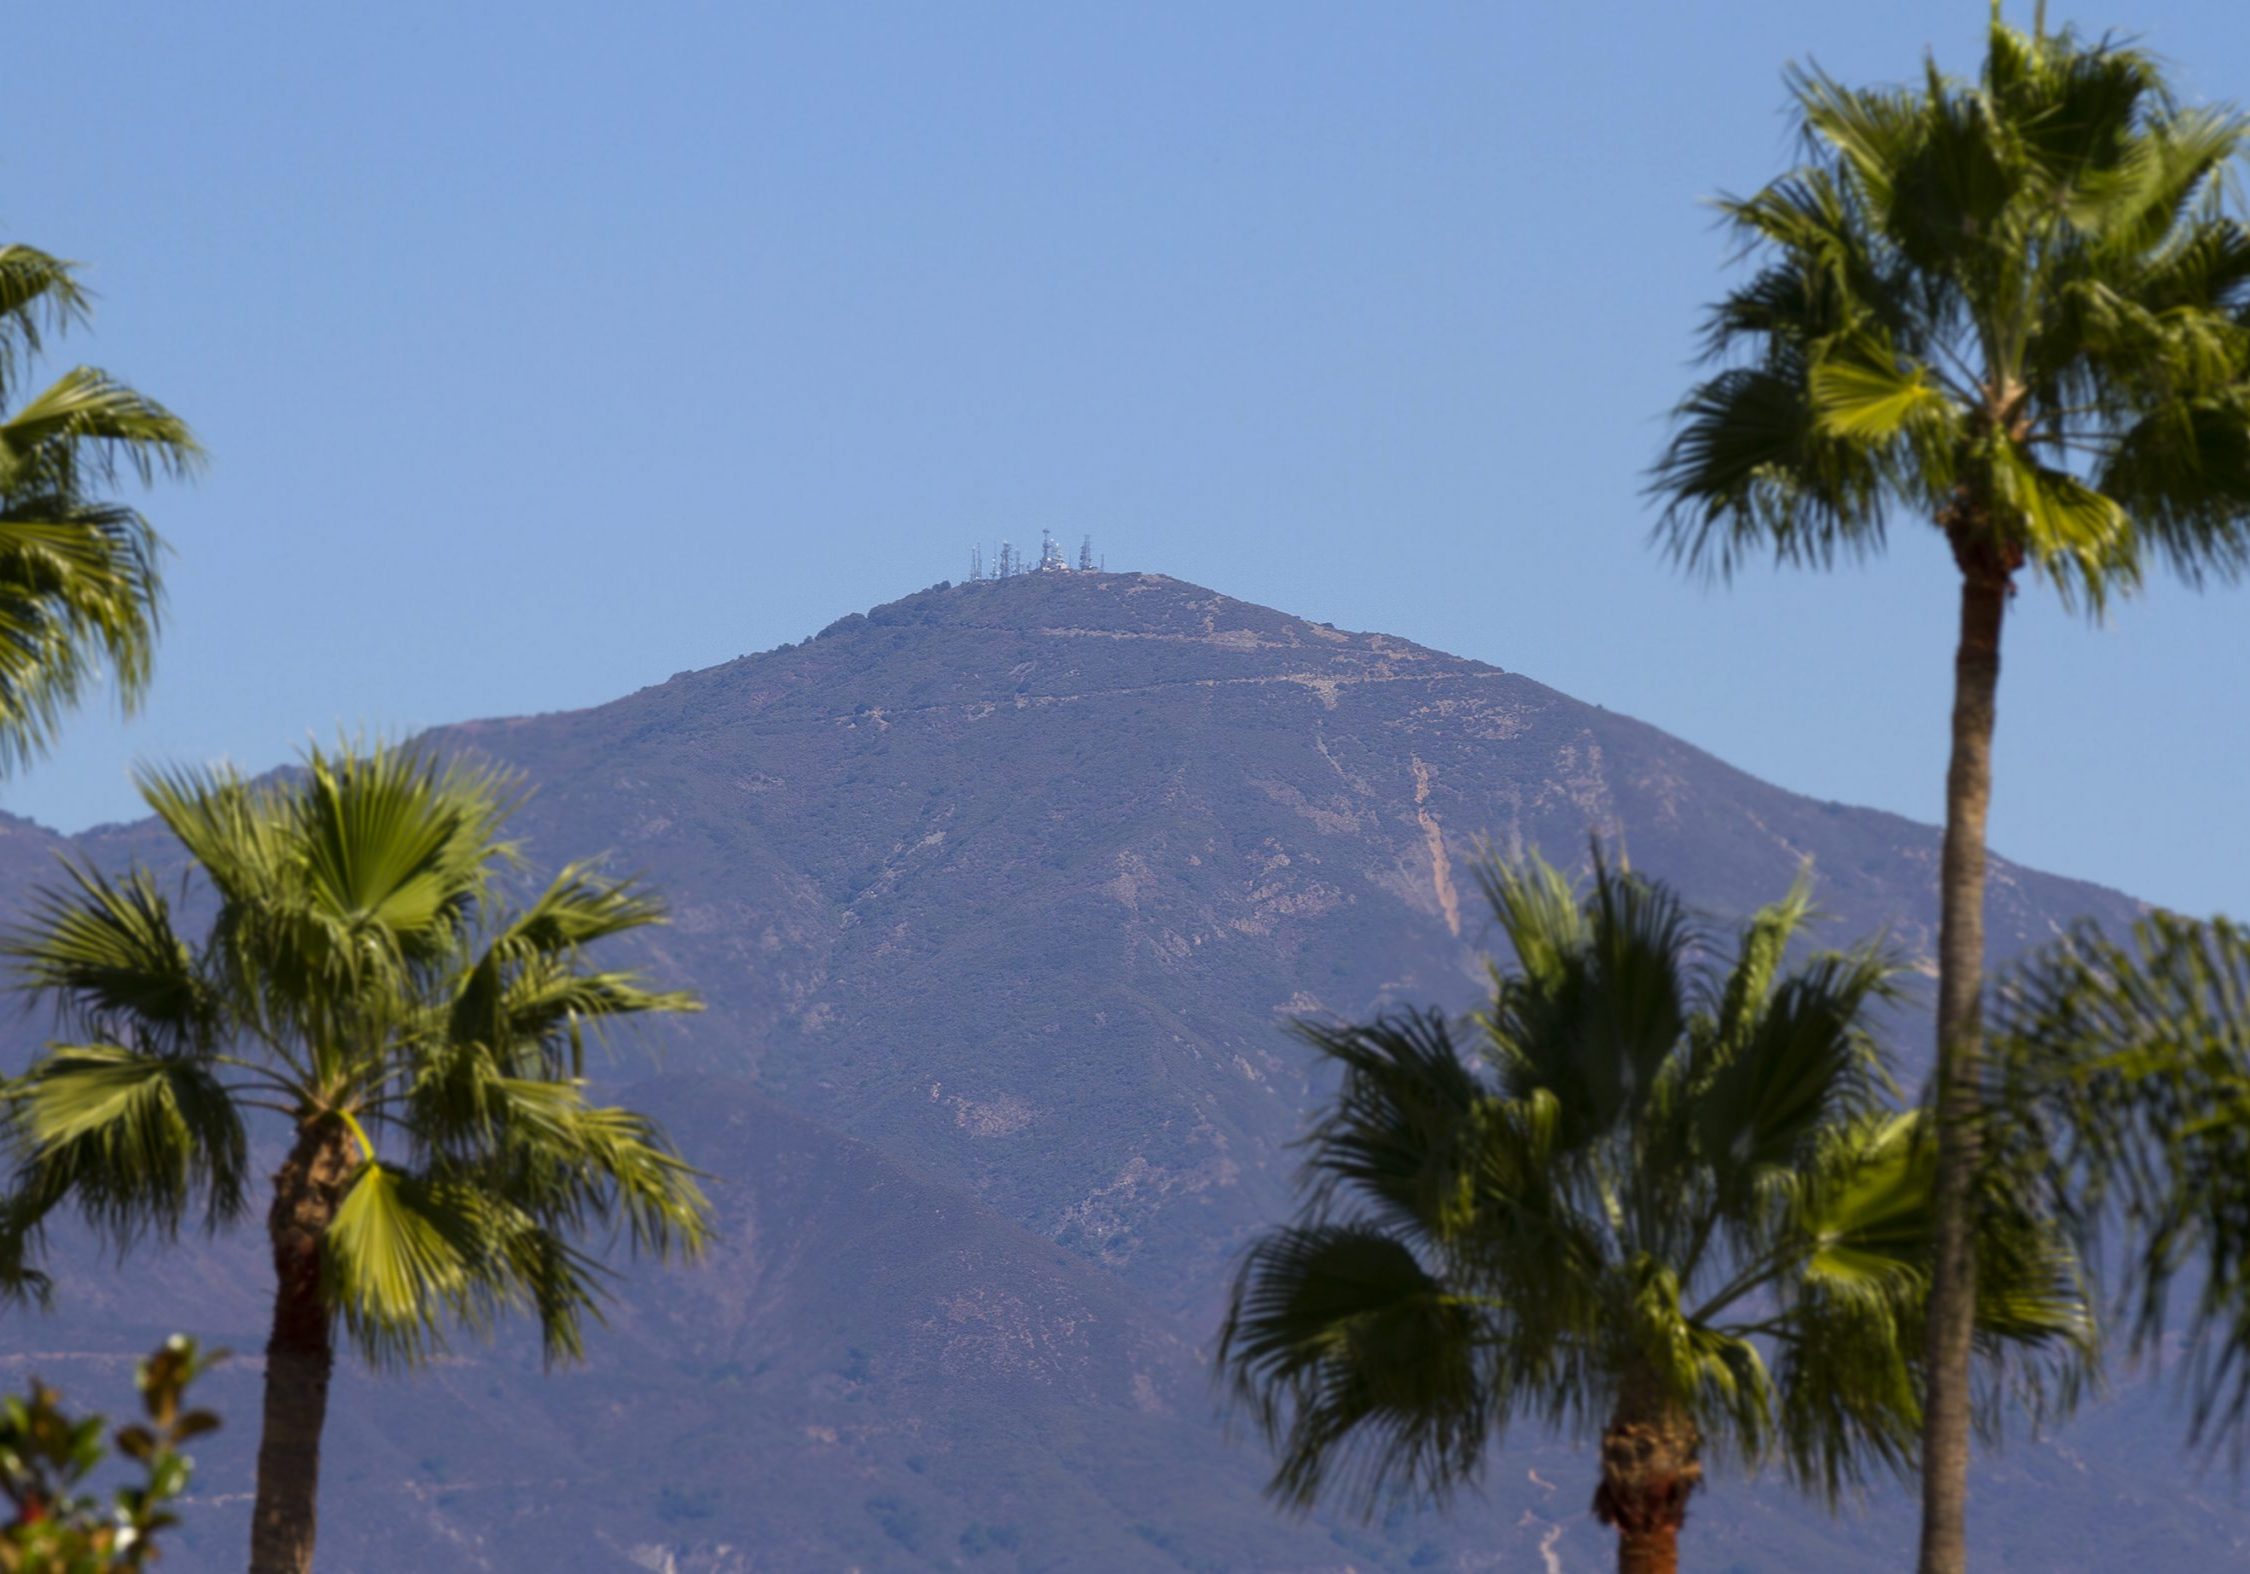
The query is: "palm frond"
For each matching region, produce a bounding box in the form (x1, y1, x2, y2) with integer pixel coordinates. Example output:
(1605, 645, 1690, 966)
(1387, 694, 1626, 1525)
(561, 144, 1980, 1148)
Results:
(0, 501, 164, 768)
(1770, 1275, 1923, 1500)
(131, 760, 285, 909)
(1809, 344, 1958, 444)
(322, 1160, 484, 1368)
(2133, 220, 2250, 316)
(474, 1200, 611, 1366)
(1756, 1112, 1935, 1499)
(0, 246, 89, 403)
(1703, 868, 1815, 1064)
(472, 1078, 709, 1259)
(0, 1194, 55, 1311)
(446, 862, 696, 1079)
(1651, 362, 1894, 578)
(2077, 106, 2249, 263)
(6, 861, 222, 1056)
(1692, 947, 1899, 1202)
(1477, 852, 1694, 1143)
(1987, 441, 2138, 608)
(1994, 911, 2250, 1444)
(2097, 391, 2250, 583)
(1794, 1113, 1936, 1301)
(291, 741, 512, 964)
(0, 1045, 248, 1244)
(0, 366, 200, 493)
(1218, 1223, 1498, 1514)
(1292, 1011, 1514, 1240)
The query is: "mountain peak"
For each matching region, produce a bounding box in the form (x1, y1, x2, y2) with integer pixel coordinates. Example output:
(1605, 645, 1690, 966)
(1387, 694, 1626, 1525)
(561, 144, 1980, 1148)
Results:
(614, 571, 1503, 741)
(808, 570, 1475, 664)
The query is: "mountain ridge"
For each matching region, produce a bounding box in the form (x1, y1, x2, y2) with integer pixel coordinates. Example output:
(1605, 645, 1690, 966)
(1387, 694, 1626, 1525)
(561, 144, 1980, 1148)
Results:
(484, 570, 2142, 932)
(4, 569, 2223, 1572)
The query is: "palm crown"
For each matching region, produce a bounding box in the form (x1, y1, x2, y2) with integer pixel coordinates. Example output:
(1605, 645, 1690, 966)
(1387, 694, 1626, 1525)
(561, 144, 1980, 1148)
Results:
(0, 244, 198, 771)
(1220, 857, 2086, 1566)
(0, 741, 710, 1572)
(1652, 21, 2250, 594)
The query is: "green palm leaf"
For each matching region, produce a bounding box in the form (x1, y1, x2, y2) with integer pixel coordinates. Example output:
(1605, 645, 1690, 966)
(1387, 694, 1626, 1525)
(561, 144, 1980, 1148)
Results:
(1796, 1113, 1933, 1295)
(0, 246, 89, 401)
(291, 743, 509, 957)
(1693, 950, 1896, 1202)
(0, 236, 191, 774)
(1995, 912, 2250, 1440)
(1218, 1224, 1494, 1511)
(323, 1160, 482, 1367)
(0, 367, 198, 494)
(7, 862, 222, 1055)
(1809, 346, 1956, 443)
(473, 1078, 709, 1258)
(0, 1046, 247, 1242)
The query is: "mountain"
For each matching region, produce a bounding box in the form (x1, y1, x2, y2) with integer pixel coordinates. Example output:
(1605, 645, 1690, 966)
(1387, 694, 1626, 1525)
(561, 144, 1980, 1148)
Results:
(8, 570, 2239, 1572)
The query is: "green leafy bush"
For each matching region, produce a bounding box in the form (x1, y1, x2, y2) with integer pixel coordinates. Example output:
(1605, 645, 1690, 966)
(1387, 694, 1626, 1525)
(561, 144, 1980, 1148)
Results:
(0, 1339, 219, 1572)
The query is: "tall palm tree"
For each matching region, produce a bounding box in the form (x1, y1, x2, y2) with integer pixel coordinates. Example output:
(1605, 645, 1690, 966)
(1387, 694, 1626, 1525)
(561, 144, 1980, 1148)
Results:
(1647, 18, 2250, 1568)
(1220, 856, 2086, 1574)
(0, 243, 198, 771)
(0, 742, 711, 1574)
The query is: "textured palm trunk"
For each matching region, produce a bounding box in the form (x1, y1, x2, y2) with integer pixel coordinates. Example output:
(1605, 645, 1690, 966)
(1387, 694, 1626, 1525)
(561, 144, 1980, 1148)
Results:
(1916, 564, 2008, 1574)
(248, 1121, 353, 1574)
(1593, 1379, 1701, 1574)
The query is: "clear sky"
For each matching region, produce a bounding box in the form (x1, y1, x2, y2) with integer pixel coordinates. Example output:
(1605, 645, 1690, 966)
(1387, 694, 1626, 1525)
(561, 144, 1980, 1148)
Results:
(4, 2, 2245, 917)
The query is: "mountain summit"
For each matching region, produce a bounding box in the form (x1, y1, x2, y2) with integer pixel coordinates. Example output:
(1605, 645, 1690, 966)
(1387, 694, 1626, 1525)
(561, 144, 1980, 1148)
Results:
(21, 572, 2211, 1570)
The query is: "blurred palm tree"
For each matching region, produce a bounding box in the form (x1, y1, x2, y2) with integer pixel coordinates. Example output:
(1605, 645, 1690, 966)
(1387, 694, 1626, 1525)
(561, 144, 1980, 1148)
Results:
(1220, 856, 2086, 1574)
(0, 244, 197, 771)
(0, 742, 711, 1574)
(1994, 908, 2250, 1449)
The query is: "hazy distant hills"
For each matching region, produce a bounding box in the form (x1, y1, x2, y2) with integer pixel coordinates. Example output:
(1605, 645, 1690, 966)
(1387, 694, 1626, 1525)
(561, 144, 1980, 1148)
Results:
(8, 571, 2241, 1572)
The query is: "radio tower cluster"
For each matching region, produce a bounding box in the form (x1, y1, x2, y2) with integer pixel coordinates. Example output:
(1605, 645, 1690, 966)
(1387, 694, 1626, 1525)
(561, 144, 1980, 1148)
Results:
(967, 529, 1102, 581)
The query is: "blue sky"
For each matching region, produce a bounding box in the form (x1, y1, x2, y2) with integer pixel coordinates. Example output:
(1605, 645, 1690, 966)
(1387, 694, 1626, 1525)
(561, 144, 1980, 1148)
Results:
(4, 1, 2245, 916)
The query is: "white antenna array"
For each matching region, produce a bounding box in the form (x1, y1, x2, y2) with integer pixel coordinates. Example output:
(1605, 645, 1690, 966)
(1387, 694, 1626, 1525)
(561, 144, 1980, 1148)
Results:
(965, 532, 1101, 580)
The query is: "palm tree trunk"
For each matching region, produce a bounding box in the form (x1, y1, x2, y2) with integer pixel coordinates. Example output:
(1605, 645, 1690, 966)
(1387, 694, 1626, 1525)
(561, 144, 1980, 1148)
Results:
(248, 1121, 353, 1574)
(1592, 1377, 1701, 1574)
(1916, 564, 2008, 1574)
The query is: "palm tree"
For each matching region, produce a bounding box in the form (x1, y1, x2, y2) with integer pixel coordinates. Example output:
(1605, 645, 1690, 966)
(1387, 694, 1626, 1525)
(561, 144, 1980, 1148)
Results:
(0, 742, 711, 1574)
(1647, 18, 2250, 1568)
(0, 243, 198, 771)
(1219, 856, 2086, 1574)
(1991, 910, 2250, 1447)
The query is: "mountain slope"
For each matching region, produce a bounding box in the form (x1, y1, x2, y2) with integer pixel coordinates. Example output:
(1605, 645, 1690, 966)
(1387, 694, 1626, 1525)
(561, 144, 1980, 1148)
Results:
(12, 570, 2230, 1572)
(425, 571, 2139, 1316)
